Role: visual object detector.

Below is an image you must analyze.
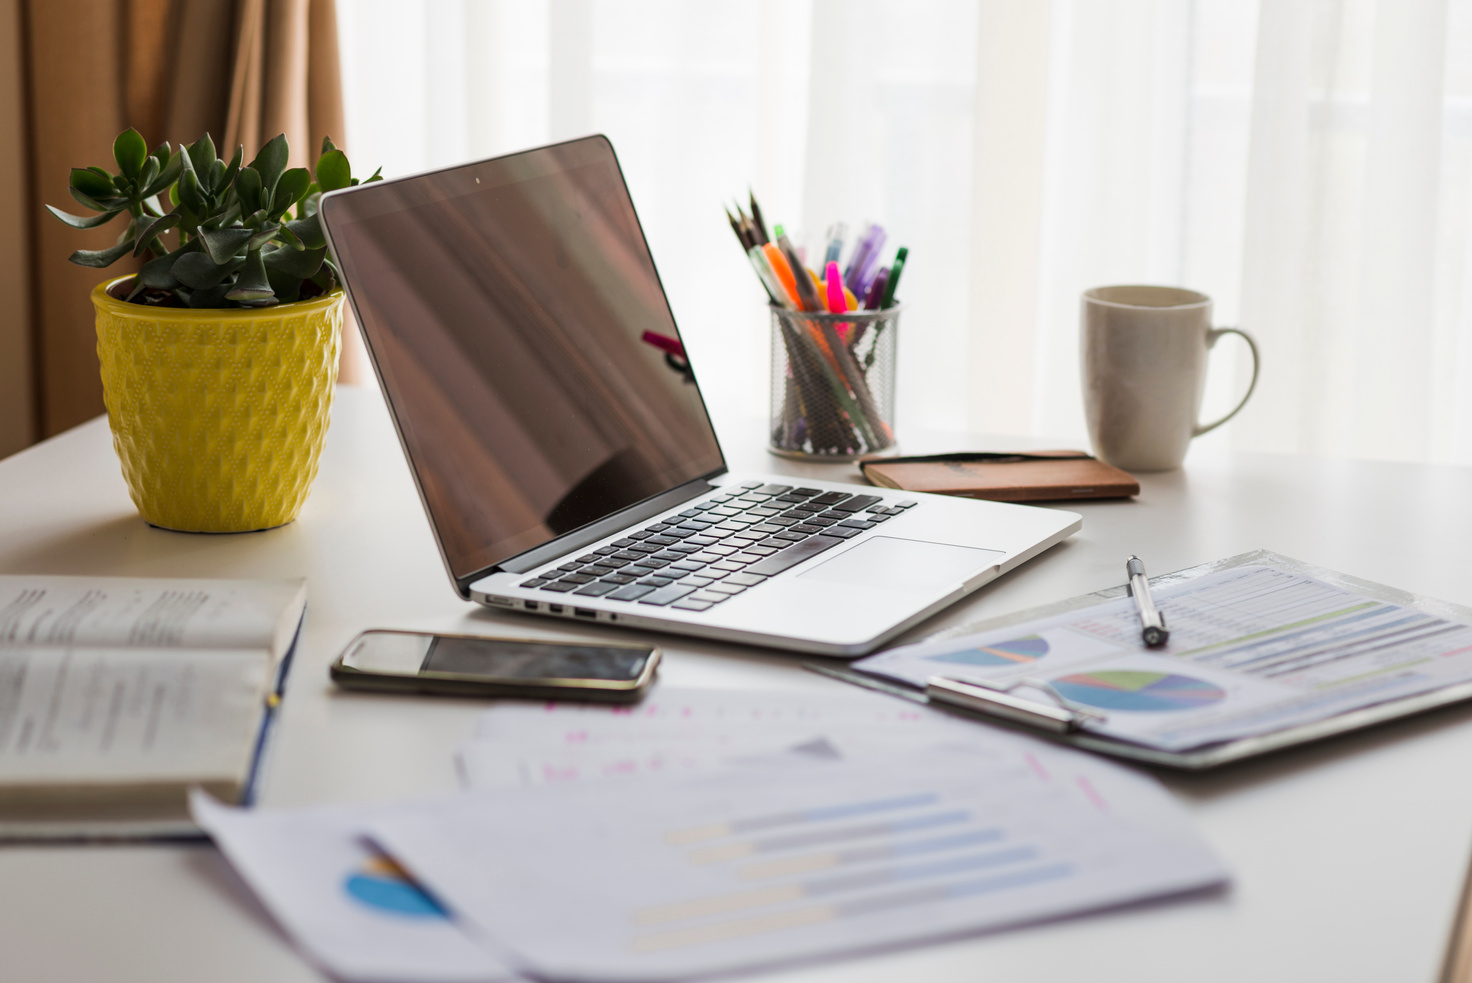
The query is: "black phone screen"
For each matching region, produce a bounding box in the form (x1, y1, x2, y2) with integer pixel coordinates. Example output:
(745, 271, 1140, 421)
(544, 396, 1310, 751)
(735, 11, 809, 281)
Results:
(420, 636, 652, 681)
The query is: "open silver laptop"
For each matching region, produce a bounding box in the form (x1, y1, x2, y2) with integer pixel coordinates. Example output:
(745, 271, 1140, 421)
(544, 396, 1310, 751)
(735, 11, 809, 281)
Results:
(319, 136, 1080, 657)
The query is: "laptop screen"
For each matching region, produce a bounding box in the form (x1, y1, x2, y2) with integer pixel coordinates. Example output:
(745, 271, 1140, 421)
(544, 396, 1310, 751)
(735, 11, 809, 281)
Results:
(320, 137, 725, 581)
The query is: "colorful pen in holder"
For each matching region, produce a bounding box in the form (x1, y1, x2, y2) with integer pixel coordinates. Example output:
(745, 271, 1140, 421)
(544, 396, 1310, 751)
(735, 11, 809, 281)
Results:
(768, 303, 900, 460)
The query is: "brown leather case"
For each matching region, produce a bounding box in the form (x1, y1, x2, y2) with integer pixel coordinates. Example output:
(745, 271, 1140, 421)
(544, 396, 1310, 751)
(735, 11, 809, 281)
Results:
(860, 451, 1139, 502)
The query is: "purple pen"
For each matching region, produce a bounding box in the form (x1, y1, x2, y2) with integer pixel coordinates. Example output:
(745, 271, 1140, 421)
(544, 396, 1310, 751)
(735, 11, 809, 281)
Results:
(863, 267, 889, 310)
(843, 222, 875, 291)
(845, 223, 886, 294)
(853, 227, 888, 298)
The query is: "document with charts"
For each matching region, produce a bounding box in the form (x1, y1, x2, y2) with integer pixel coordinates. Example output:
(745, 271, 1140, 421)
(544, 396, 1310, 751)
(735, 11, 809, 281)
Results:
(369, 744, 1225, 981)
(853, 554, 1472, 752)
(457, 687, 992, 789)
(191, 792, 517, 983)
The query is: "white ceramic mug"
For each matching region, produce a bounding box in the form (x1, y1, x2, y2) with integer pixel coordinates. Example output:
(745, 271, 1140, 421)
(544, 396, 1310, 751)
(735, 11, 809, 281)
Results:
(1081, 285, 1260, 472)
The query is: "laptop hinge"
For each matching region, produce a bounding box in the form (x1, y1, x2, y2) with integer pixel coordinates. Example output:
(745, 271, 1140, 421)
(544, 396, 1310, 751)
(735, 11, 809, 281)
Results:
(495, 477, 718, 575)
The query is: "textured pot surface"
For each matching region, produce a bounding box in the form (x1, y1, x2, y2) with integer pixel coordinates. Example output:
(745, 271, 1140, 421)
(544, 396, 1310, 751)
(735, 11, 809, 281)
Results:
(92, 278, 344, 532)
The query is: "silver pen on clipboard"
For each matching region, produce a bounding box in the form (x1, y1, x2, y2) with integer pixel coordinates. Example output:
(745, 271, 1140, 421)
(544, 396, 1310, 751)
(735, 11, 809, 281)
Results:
(1127, 555, 1169, 647)
(924, 560, 1171, 732)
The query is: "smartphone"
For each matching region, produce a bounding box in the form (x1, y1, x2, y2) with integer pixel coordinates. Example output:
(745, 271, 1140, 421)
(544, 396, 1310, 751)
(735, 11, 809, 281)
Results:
(330, 630, 660, 702)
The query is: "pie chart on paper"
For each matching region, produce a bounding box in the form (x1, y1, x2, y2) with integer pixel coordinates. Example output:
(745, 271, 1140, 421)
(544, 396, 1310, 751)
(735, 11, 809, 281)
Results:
(1050, 671, 1225, 712)
(343, 854, 447, 918)
(927, 634, 1049, 668)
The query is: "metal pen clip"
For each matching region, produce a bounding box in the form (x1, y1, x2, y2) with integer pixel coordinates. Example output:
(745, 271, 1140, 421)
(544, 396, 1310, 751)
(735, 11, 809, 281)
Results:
(924, 676, 1107, 734)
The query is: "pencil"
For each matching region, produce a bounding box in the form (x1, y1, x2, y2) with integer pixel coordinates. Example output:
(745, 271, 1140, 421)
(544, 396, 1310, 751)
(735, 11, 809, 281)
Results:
(726, 207, 752, 251)
(748, 189, 770, 245)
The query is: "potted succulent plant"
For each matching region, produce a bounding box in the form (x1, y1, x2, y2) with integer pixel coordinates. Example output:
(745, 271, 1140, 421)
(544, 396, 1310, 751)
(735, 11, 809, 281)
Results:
(48, 129, 379, 532)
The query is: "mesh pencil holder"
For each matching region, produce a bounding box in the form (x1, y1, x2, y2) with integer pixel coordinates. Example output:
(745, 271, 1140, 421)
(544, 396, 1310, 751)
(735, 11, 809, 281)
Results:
(768, 303, 901, 460)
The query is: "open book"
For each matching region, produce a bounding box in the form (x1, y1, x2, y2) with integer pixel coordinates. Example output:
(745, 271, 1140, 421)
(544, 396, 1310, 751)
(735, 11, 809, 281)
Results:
(0, 575, 307, 839)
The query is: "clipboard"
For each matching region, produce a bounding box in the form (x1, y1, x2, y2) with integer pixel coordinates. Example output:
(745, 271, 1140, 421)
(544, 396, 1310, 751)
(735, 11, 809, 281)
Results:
(806, 551, 1472, 770)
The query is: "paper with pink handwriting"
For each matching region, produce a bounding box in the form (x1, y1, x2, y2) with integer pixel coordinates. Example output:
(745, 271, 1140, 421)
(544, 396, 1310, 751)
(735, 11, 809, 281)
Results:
(457, 687, 1018, 790)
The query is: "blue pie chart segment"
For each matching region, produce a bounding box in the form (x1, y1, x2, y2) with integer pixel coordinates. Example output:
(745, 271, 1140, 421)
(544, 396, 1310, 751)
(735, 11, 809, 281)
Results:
(343, 856, 448, 918)
(927, 634, 1050, 668)
(1052, 671, 1225, 713)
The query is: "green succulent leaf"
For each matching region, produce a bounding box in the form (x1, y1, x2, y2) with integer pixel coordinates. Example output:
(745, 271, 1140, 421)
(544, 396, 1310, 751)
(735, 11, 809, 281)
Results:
(205, 201, 242, 230)
(46, 204, 122, 229)
(235, 166, 263, 214)
(264, 267, 304, 304)
(248, 223, 282, 250)
(321, 135, 338, 156)
(138, 156, 160, 192)
(70, 167, 115, 201)
(149, 142, 171, 167)
(207, 158, 226, 193)
(300, 189, 321, 218)
(138, 251, 181, 289)
(68, 187, 119, 212)
(132, 212, 180, 256)
(272, 168, 311, 217)
(364, 166, 383, 183)
(173, 250, 240, 289)
(310, 258, 338, 292)
(113, 128, 147, 180)
(226, 248, 276, 303)
(69, 237, 137, 268)
(250, 134, 289, 195)
(314, 149, 351, 192)
(142, 152, 183, 198)
(264, 244, 325, 279)
(200, 226, 254, 264)
(274, 223, 305, 250)
(188, 133, 217, 177)
(177, 168, 207, 213)
(219, 146, 244, 191)
(188, 283, 234, 308)
(285, 214, 325, 249)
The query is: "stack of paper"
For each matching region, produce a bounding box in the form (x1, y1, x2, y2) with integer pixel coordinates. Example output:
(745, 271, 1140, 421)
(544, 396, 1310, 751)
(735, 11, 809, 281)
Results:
(194, 688, 1227, 982)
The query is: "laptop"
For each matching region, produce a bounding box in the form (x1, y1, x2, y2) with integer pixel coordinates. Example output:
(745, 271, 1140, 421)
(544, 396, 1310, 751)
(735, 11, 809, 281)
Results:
(318, 135, 1080, 658)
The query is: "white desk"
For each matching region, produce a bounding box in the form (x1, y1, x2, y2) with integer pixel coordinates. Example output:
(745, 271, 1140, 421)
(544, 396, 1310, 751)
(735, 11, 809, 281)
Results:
(2, 385, 1470, 983)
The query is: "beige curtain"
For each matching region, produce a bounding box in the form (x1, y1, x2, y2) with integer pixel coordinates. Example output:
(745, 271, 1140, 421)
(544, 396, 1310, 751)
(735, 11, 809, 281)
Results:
(21, 0, 361, 441)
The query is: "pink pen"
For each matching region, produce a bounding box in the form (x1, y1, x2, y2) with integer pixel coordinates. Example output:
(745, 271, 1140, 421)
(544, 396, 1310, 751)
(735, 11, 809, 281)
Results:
(825, 261, 847, 313)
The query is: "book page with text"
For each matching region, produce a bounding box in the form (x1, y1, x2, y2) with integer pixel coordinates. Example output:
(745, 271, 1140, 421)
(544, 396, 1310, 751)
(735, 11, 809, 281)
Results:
(0, 576, 305, 656)
(0, 647, 271, 783)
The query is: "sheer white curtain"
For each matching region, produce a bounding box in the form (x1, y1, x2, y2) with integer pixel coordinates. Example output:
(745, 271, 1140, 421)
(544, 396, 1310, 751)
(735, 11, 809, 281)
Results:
(338, 0, 1472, 464)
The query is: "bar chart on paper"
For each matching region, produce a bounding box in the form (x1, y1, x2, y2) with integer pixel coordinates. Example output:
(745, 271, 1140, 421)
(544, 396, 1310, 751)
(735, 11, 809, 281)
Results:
(630, 790, 1068, 954)
(368, 746, 1228, 980)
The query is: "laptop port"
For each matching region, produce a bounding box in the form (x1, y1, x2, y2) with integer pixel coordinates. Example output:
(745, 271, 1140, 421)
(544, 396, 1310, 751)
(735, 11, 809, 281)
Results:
(548, 604, 564, 614)
(524, 600, 539, 611)
(574, 608, 597, 619)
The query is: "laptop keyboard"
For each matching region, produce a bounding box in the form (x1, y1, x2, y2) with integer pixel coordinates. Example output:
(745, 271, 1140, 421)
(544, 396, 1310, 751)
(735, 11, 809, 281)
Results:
(517, 482, 917, 612)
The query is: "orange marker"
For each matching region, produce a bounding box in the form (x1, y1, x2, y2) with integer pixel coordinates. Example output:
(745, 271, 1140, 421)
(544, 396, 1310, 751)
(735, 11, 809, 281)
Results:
(763, 243, 806, 310)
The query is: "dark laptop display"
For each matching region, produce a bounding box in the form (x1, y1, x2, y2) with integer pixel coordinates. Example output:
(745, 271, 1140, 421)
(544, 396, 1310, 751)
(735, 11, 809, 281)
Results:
(321, 137, 725, 583)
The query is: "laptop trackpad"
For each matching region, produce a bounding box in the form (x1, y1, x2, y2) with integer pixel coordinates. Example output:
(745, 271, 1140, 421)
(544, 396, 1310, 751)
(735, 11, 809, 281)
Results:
(798, 537, 1005, 592)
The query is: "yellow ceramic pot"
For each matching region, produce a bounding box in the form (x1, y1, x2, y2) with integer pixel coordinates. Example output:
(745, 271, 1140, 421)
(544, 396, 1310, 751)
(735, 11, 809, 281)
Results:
(92, 277, 344, 532)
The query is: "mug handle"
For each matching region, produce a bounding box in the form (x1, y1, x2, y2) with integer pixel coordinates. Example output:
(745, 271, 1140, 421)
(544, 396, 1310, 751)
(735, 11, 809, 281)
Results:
(1193, 327, 1261, 437)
